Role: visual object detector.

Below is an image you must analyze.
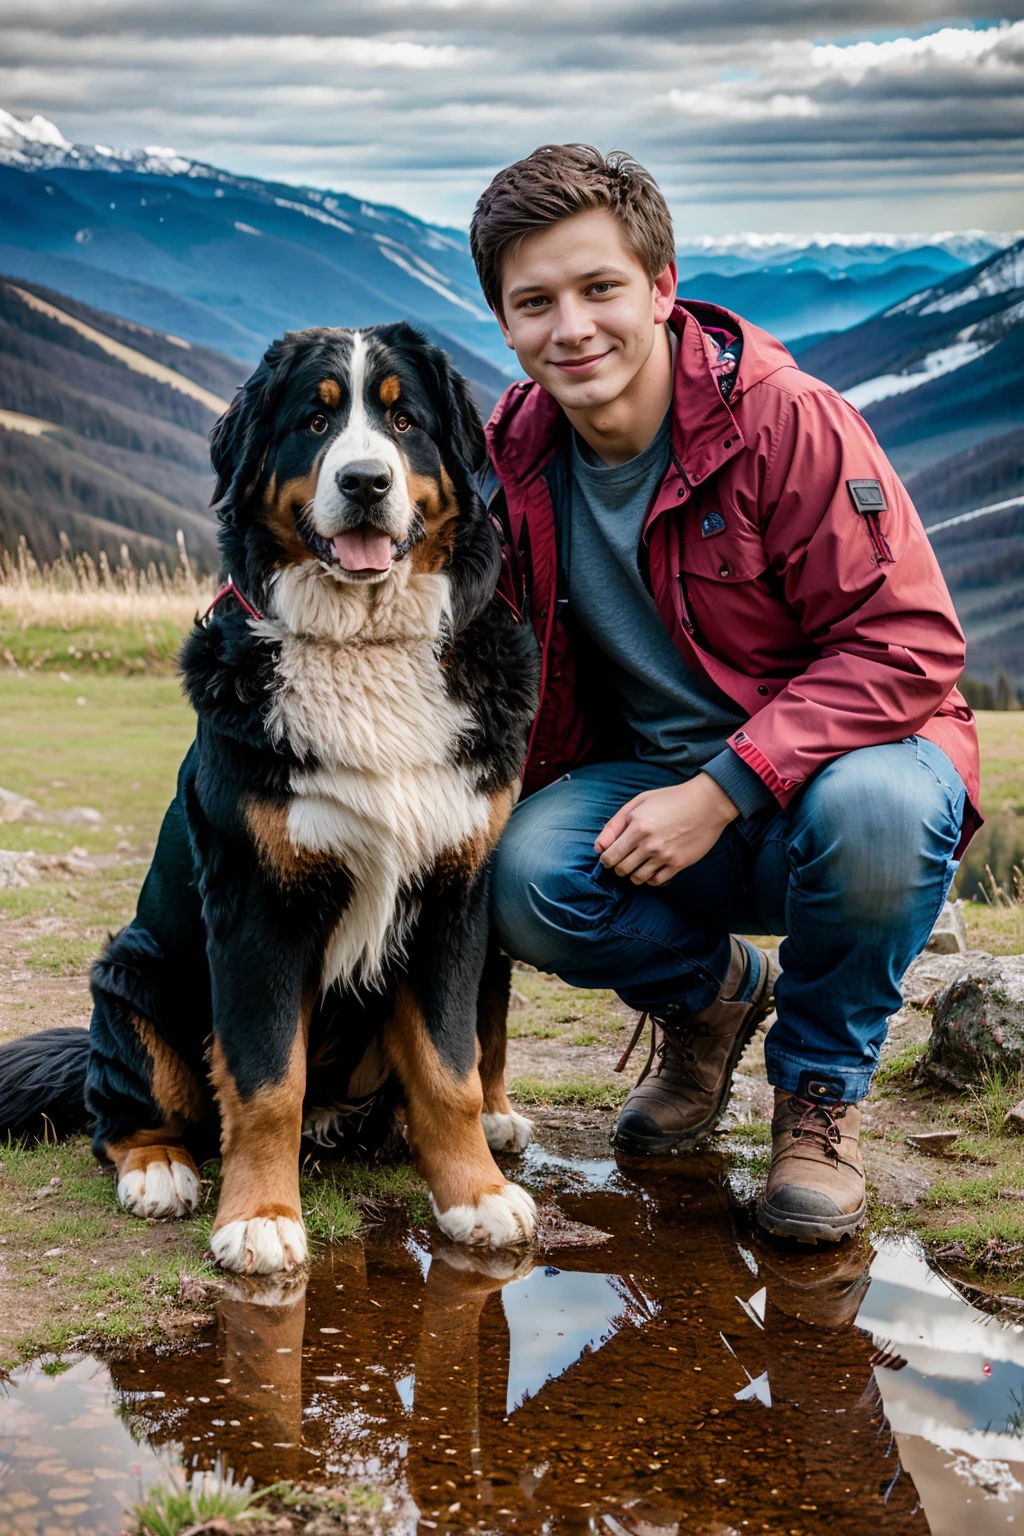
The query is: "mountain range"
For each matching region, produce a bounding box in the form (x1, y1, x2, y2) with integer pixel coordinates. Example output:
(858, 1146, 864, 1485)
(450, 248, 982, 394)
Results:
(795, 237, 1024, 689)
(0, 107, 1020, 685)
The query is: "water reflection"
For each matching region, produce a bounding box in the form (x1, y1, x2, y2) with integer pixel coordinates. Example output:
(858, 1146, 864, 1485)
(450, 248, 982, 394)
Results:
(5, 1151, 1024, 1534)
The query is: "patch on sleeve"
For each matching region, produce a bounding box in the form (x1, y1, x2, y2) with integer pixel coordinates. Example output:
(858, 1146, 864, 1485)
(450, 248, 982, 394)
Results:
(846, 478, 888, 514)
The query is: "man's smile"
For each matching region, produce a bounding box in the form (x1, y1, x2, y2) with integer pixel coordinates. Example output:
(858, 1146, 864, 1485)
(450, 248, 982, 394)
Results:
(550, 350, 612, 375)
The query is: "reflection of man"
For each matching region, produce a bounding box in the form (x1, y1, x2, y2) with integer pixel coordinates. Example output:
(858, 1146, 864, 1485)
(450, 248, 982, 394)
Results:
(470, 143, 979, 1241)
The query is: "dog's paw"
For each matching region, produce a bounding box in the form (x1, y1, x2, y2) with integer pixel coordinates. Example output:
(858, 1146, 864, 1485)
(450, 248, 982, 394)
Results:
(482, 1109, 534, 1154)
(210, 1216, 308, 1275)
(433, 1182, 536, 1248)
(117, 1147, 200, 1220)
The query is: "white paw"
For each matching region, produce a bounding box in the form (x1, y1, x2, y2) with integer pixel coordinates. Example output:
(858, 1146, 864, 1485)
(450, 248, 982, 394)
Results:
(117, 1156, 199, 1219)
(433, 1182, 536, 1248)
(482, 1109, 534, 1154)
(210, 1216, 308, 1275)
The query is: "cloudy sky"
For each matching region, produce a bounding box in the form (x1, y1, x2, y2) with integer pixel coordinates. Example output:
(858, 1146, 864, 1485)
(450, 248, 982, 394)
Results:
(2, 2, 1023, 235)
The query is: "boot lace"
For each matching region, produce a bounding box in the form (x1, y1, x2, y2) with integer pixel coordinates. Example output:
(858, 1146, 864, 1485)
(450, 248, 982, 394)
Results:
(615, 1011, 706, 1088)
(788, 1097, 845, 1162)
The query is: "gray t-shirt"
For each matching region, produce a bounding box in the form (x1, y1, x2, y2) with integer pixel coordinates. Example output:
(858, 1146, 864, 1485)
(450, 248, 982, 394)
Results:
(566, 415, 771, 814)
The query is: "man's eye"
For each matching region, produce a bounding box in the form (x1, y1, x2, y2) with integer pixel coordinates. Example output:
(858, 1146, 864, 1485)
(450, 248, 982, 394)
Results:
(589, 283, 614, 295)
(393, 413, 411, 433)
(309, 413, 329, 434)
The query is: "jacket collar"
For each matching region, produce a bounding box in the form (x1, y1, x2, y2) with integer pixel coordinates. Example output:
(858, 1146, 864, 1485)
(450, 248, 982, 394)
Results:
(485, 300, 795, 489)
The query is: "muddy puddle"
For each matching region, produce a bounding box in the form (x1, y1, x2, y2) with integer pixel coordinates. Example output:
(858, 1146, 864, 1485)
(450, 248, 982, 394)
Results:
(5, 1141, 1024, 1535)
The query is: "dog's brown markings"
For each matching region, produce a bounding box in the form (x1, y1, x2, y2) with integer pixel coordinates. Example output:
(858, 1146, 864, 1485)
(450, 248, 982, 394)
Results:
(385, 984, 508, 1215)
(245, 798, 336, 887)
(379, 374, 400, 407)
(318, 378, 341, 408)
(262, 468, 319, 564)
(211, 1011, 309, 1236)
(107, 1140, 201, 1186)
(135, 1013, 209, 1122)
(476, 945, 514, 1119)
(439, 783, 517, 882)
(102, 1014, 209, 1178)
(405, 464, 460, 574)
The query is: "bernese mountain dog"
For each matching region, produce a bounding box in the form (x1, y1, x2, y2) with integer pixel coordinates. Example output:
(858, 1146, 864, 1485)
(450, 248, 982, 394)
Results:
(0, 323, 540, 1275)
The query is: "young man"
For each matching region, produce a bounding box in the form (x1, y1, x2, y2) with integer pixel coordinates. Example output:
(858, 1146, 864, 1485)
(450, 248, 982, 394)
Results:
(471, 144, 980, 1243)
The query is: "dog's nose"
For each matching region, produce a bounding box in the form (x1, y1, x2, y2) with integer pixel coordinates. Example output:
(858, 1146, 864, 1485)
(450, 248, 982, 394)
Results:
(337, 460, 392, 509)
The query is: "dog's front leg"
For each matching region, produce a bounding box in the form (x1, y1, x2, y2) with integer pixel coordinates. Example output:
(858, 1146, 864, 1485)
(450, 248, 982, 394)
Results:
(207, 879, 312, 1275)
(386, 864, 536, 1248)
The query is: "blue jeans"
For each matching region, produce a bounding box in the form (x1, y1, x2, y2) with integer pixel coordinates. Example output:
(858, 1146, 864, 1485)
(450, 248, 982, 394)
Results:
(491, 739, 965, 1103)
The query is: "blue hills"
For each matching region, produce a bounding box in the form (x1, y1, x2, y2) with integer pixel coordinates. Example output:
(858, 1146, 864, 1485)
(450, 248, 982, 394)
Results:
(0, 108, 511, 402)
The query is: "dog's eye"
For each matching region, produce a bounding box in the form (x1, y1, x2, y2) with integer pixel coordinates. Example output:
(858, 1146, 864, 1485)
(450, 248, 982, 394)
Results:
(393, 413, 411, 433)
(309, 413, 329, 435)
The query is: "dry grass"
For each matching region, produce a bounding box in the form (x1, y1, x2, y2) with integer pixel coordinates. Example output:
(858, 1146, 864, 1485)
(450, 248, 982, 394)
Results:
(1, 535, 214, 674)
(1, 533, 212, 630)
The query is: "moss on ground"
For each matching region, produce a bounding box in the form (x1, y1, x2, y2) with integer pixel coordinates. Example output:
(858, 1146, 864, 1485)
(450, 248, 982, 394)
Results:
(508, 1074, 629, 1109)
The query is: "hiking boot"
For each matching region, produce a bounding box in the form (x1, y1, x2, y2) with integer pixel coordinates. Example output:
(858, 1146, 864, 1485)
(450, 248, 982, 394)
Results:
(757, 1090, 867, 1244)
(610, 939, 779, 1155)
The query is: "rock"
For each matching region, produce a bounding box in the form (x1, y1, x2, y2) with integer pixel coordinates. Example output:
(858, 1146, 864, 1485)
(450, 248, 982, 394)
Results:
(926, 899, 968, 954)
(0, 849, 34, 890)
(901, 950, 992, 1008)
(917, 955, 1024, 1090)
(508, 987, 529, 1012)
(906, 1130, 959, 1155)
(0, 785, 39, 823)
(59, 806, 105, 827)
(1004, 1098, 1024, 1132)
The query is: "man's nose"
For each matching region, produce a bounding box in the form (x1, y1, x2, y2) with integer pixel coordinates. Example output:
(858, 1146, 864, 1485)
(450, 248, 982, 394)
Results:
(550, 297, 596, 347)
(337, 460, 392, 509)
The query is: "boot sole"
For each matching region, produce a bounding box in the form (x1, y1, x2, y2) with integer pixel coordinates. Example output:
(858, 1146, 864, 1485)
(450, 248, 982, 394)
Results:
(755, 1196, 867, 1244)
(610, 963, 777, 1156)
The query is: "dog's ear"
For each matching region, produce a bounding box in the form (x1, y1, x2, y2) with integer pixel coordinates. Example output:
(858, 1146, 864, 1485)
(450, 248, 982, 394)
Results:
(209, 342, 282, 522)
(440, 357, 487, 480)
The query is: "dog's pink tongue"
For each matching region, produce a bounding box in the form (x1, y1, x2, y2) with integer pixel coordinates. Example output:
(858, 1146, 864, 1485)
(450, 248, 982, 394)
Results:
(331, 529, 392, 571)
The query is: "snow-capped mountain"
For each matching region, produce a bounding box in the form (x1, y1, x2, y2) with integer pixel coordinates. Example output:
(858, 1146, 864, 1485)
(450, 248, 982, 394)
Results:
(674, 229, 1020, 341)
(0, 107, 510, 384)
(796, 239, 1024, 689)
(675, 230, 1016, 272)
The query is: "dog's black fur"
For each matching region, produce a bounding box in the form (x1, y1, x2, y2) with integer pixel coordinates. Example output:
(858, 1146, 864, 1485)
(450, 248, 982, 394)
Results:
(0, 323, 540, 1271)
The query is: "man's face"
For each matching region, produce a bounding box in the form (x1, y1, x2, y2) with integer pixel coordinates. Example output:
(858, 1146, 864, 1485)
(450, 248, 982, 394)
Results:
(494, 208, 676, 412)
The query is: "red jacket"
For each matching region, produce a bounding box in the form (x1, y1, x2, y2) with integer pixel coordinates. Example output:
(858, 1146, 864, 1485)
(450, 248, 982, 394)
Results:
(485, 300, 981, 854)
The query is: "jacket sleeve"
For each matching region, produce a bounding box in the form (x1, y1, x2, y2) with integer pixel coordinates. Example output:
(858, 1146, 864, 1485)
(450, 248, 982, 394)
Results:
(725, 384, 966, 803)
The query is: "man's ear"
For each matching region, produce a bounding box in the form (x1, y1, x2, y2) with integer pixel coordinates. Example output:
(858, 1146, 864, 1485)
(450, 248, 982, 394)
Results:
(209, 342, 282, 522)
(653, 260, 678, 325)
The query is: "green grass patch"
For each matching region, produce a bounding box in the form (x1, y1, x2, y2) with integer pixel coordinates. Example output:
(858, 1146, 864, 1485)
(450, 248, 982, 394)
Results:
(2, 617, 193, 677)
(26, 931, 98, 975)
(508, 971, 626, 1043)
(507, 1018, 564, 1040)
(132, 1468, 280, 1536)
(0, 672, 194, 860)
(875, 1040, 928, 1090)
(509, 1074, 628, 1109)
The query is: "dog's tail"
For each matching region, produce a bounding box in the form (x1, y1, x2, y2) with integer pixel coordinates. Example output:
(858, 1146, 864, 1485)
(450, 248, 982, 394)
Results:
(0, 1027, 92, 1141)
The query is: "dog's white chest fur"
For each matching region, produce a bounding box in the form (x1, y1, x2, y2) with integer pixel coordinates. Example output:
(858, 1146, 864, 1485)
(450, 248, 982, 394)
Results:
(257, 564, 490, 989)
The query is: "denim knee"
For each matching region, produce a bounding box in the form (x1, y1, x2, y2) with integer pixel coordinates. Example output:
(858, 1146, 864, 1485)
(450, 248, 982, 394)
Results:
(790, 740, 964, 926)
(490, 810, 608, 970)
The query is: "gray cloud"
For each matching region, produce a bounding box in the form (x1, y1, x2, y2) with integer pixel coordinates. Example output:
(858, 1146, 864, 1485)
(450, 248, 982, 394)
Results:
(1, 3, 1023, 232)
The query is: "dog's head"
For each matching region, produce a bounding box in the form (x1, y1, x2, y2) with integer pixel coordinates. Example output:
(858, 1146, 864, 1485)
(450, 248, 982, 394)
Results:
(211, 323, 488, 590)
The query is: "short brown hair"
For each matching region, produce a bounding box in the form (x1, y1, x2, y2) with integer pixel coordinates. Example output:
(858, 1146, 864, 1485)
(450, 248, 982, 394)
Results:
(470, 144, 675, 316)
